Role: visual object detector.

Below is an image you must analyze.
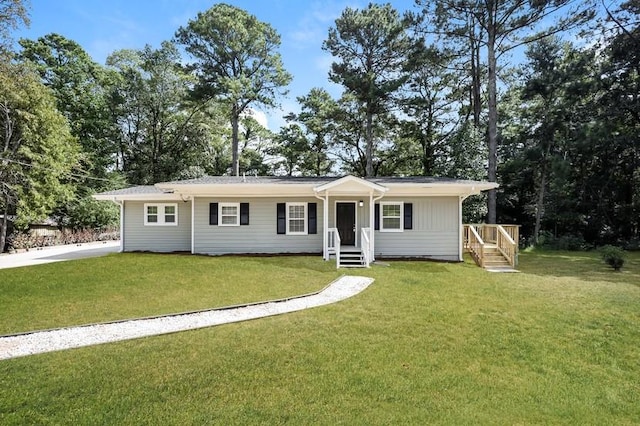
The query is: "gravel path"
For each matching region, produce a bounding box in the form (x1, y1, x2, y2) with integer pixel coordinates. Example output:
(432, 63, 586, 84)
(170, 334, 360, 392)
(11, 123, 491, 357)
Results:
(0, 275, 373, 360)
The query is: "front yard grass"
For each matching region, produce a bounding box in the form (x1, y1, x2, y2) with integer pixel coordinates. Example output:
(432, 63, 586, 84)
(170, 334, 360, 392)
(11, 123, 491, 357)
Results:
(1, 250, 639, 424)
(0, 253, 341, 335)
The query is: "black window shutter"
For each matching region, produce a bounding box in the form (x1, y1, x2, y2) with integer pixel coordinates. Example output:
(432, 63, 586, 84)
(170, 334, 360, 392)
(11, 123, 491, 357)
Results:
(374, 203, 380, 230)
(404, 203, 413, 230)
(308, 202, 317, 234)
(240, 203, 249, 225)
(209, 203, 218, 225)
(276, 203, 286, 234)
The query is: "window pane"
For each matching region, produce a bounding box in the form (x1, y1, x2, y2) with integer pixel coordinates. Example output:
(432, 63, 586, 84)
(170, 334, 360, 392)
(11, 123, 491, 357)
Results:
(382, 204, 400, 217)
(165, 215, 176, 223)
(147, 215, 158, 223)
(289, 219, 305, 233)
(147, 206, 158, 215)
(221, 206, 237, 215)
(221, 215, 237, 225)
(289, 205, 304, 219)
(383, 217, 400, 229)
(164, 205, 175, 214)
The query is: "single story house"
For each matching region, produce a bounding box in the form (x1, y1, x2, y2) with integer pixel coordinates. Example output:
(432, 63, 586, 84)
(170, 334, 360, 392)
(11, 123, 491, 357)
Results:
(94, 175, 497, 267)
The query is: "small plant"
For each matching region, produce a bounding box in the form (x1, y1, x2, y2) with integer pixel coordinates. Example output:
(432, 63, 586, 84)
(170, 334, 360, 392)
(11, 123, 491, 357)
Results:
(600, 245, 626, 271)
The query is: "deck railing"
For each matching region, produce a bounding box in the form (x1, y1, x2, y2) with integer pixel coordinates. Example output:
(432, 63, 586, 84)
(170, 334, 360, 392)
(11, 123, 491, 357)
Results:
(361, 227, 371, 268)
(463, 224, 520, 268)
(496, 226, 518, 267)
(465, 225, 485, 267)
(328, 228, 341, 269)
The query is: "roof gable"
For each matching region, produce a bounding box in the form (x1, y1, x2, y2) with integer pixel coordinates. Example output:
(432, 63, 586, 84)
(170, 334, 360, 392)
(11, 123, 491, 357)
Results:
(313, 175, 387, 194)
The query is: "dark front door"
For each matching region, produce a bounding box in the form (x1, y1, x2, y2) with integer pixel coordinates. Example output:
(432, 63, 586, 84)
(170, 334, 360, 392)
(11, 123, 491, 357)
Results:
(336, 202, 356, 246)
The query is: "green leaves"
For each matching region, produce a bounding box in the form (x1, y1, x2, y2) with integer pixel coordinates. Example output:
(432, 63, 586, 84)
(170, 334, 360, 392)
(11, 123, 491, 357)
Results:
(175, 4, 291, 176)
(0, 63, 79, 237)
(323, 3, 414, 176)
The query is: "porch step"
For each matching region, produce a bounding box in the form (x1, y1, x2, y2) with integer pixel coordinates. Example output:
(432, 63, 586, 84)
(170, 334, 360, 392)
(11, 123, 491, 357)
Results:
(338, 248, 366, 268)
(482, 248, 513, 268)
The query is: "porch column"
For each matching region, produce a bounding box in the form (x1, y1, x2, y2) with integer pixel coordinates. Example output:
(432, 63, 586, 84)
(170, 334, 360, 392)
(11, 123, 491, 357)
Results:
(459, 196, 463, 261)
(191, 196, 195, 254)
(369, 191, 374, 261)
(323, 191, 329, 260)
(119, 200, 124, 253)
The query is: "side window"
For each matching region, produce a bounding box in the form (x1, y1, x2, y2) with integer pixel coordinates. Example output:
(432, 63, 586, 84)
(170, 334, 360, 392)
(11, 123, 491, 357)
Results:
(144, 203, 178, 226)
(219, 203, 240, 226)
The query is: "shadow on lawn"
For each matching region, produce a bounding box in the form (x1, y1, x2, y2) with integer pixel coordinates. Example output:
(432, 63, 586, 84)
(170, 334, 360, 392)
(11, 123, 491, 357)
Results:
(517, 250, 640, 286)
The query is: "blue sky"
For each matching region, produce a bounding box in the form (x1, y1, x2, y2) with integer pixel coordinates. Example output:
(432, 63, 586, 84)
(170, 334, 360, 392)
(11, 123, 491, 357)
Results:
(14, 0, 417, 130)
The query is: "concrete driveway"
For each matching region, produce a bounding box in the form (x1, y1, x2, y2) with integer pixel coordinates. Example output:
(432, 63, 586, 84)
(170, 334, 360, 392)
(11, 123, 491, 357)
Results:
(0, 241, 120, 270)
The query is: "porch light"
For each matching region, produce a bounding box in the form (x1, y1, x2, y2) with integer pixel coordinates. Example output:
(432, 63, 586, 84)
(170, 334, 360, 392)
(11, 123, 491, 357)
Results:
(358, 200, 364, 207)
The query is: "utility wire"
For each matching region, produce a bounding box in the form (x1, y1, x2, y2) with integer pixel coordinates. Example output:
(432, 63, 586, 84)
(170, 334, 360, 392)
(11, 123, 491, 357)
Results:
(0, 157, 114, 182)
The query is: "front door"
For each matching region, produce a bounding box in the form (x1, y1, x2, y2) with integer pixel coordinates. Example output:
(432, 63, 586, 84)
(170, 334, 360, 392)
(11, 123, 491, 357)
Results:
(336, 202, 356, 246)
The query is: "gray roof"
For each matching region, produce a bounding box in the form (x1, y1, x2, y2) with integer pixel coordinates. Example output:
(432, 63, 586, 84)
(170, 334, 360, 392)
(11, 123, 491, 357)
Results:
(160, 176, 334, 185)
(95, 185, 172, 196)
(160, 175, 485, 186)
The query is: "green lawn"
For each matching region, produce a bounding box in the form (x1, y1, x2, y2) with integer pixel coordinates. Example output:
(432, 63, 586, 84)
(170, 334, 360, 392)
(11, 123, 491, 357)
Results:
(1, 251, 639, 424)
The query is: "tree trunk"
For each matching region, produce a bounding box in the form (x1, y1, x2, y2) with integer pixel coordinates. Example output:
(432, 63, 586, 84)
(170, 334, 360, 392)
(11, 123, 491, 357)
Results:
(231, 105, 240, 176)
(0, 197, 8, 253)
(365, 102, 373, 177)
(533, 167, 547, 245)
(486, 10, 498, 224)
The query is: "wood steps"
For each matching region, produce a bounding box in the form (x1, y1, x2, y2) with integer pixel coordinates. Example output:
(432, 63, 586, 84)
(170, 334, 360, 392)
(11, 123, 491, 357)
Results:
(339, 248, 366, 268)
(483, 247, 511, 267)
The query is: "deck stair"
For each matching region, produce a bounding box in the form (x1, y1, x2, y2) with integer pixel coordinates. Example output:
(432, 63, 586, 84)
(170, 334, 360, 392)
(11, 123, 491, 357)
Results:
(481, 244, 512, 268)
(463, 224, 519, 271)
(338, 247, 366, 268)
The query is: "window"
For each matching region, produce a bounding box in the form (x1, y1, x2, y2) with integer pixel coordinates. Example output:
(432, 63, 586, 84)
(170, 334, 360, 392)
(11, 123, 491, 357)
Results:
(286, 202, 307, 235)
(219, 202, 240, 226)
(144, 203, 178, 226)
(380, 202, 403, 232)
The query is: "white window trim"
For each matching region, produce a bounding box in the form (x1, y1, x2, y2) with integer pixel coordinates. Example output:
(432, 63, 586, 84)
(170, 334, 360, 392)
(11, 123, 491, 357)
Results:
(218, 202, 240, 227)
(286, 202, 307, 235)
(380, 201, 403, 233)
(144, 203, 178, 226)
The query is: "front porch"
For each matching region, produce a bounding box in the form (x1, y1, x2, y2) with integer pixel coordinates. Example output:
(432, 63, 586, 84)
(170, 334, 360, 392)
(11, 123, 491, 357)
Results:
(314, 176, 387, 269)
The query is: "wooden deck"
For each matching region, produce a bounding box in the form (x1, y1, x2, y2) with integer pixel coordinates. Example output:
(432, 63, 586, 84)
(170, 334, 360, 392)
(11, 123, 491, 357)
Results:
(463, 224, 520, 270)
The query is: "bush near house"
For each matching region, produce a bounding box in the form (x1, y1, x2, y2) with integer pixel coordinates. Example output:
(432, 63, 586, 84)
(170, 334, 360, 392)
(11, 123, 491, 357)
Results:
(7, 228, 119, 251)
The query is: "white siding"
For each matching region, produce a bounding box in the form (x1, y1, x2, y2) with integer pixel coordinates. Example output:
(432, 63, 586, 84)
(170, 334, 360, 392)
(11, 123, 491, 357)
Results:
(194, 197, 323, 255)
(123, 201, 191, 252)
(374, 196, 460, 261)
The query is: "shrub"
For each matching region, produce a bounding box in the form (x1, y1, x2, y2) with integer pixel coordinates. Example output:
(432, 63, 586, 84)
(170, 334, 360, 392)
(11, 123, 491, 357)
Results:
(600, 245, 626, 271)
(7, 228, 120, 251)
(536, 232, 588, 251)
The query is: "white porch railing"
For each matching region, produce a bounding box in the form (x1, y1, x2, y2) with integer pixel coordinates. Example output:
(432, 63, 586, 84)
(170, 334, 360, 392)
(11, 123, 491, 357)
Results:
(328, 228, 341, 268)
(361, 227, 371, 268)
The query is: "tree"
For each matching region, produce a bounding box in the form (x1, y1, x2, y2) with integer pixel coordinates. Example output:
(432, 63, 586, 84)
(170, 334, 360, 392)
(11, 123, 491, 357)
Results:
(0, 0, 29, 58)
(323, 3, 414, 176)
(419, 0, 595, 223)
(290, 88, 337, 176)
(0, 63, 79, 250)
(398, 43, 465, 176)
(18, 33, 118, 179)
(107, 42, 211, 184)
(271, 124, 308, 176)
(175, 3, 291, 176)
